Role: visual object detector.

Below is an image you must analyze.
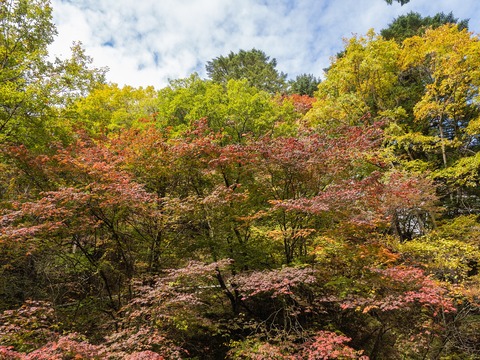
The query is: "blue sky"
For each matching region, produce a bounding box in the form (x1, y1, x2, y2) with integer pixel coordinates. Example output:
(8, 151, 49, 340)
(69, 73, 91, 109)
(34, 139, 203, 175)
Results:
(49, 0, 480, 89)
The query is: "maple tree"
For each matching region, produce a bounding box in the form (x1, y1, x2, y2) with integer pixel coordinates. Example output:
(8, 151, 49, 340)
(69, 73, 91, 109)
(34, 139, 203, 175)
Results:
(1, 2, 479, 359)
(1, 136, 166, 318)
(2, 116, 477, 358)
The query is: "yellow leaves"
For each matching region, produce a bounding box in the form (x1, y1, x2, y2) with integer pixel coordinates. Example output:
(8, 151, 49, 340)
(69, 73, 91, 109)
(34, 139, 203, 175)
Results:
(396, 221, 480, 282)
(435, 152, 480, 187)
(397, 132, 453, 152)
(312, 236, 340, 260)
(378, 106, 408, 122)
(450, 281, 480, 304)
(266, 228, 316, 244)
(293, 228, 316, 239)
(413, 98, 443, 122)
(400, 35, 424, 70)
(357, 243, 400, 267)
(402, 24, 473, 63)
(236, 210, 269, 223)
(466, 116, 480, 135)
(70, 83, 158, 135)
(312, 236, 400, 270)
(362, 305, 378, 314)
(437, 215, 480, 243)
(309, 23, 480, 158)
(402, 25, 480, 125)
(307, 30, 400, 127)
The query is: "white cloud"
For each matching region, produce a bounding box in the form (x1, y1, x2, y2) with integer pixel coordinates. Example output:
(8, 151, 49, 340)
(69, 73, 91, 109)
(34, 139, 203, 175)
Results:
(48, 0, 480, 89)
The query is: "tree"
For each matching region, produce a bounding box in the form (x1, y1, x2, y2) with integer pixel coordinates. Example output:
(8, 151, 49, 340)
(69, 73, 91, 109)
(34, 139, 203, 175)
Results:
(67, 83, 158, 135)
(396, 25, 480, 214)
(156, 74, 297, 141)
(1, 137, 165, 317)
(0, 0, 55, 145)
(0, 0, 105, 148)
(381, 11, 469, 43)
(205, 49, 287, 93)
(2, 2, 480, 358)
(306, 30, 401, 127)
(279, 93, 316, 115)
(308, 25, 480, 217)
(288, 73, 321, 97)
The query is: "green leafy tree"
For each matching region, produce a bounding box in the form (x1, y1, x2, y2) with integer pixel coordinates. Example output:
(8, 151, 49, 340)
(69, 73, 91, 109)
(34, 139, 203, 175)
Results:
(0, 0, 106, 229)
(0, 0, 56, 145)
(381, 11, 469, 43)
(0, 0, 105, 147)
(156, 74, 297, 141)
(205, 49, 287, 94)
(287, 73, 321, 96)
(67, 83, 158, 135)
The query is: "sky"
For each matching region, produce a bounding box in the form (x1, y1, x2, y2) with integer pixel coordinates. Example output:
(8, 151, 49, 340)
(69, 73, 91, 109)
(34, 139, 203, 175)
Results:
(48, 0, 480, 89)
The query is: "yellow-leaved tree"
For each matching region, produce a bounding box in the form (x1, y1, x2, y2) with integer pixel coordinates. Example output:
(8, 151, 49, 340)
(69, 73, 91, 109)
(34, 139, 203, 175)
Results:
(399, 25, 480, 213)
(306, 30, 401, 127)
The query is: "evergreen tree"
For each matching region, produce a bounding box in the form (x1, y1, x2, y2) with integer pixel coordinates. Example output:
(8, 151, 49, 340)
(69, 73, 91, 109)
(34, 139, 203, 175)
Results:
(381, 11, 469, 43)
(288, 73, 321, 97)
(206, 48, 287, 94)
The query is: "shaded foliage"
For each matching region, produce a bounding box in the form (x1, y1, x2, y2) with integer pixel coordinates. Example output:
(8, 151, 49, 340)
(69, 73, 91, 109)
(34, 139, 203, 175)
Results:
(381, 11, 469, 43)
(0, 2, 479, 359)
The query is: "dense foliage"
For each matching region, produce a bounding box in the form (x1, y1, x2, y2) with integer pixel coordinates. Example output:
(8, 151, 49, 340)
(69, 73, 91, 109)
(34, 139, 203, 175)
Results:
(381, 11, 469, 43)
(0, 1, 479, 359)
(205, 49, 288, 94)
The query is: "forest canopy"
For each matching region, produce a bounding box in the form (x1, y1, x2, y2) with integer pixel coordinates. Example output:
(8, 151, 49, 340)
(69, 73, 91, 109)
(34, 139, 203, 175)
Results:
(0, 1, 479, 359)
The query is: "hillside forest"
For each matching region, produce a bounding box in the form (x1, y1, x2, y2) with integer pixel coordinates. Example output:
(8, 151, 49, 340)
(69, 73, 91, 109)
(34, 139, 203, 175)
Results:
(0, 1, 479, 359)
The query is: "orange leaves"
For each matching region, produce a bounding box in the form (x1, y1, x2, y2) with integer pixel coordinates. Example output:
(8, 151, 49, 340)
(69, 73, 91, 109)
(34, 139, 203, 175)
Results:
(280, 94, 316, 115)
(303, 331, 368, 360)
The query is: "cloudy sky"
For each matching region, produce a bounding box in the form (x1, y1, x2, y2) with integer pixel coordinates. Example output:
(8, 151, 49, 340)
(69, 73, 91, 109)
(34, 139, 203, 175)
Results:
(49, 0, 480, 89)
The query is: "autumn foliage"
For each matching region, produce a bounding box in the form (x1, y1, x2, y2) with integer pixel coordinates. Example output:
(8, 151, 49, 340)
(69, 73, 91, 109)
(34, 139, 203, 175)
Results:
(0, 4, 479, 358)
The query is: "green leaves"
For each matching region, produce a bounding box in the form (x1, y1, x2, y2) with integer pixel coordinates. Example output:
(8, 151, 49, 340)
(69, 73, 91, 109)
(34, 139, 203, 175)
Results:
(0, 1, 106, 148)
(0, 0, 55, 145)
(156, 75, 297, 141)
(287, 73, 321, 97)
(381, 11, 469, 43)
(1, 4, 479, 359)
(68, 83, 157, 135)
(206, 48, 287, 94)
